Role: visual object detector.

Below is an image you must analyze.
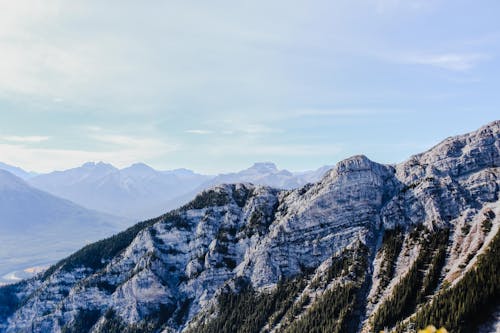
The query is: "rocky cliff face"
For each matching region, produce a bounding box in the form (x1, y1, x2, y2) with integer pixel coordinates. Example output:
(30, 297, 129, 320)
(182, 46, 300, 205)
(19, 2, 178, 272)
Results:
(1, 121, 499, 333)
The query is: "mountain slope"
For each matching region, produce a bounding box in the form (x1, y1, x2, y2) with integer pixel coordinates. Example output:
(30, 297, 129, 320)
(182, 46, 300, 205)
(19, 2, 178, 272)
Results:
(1, 120, 499, 333)
(0, 170, 124, 285)
(29, 162, 211, 219)
(0, 162, 36, 180)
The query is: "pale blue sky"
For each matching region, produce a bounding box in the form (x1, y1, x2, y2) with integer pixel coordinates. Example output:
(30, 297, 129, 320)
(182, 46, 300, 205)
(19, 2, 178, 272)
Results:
(0, 0, 498, 173)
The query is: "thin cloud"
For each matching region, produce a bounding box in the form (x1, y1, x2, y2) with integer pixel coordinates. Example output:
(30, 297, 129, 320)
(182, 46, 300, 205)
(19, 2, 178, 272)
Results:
(0, 143, 117, 172)
(185, 129, 213, 135)
(206, 143, 343, 157)
(186, 123, 283, 136)
(240, 125, 283, 134)
(405, 53, 490, 71)
(1, 136, 50, 143)
(90, 133, 178, 154)
(289, 109, 405, 118)
(372, 0, 435, 13)
(0, 139, 175, 173)
(0, 132, 178, 172)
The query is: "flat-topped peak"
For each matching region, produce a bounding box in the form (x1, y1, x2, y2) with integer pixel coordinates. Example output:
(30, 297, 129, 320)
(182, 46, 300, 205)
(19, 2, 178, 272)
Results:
(335, 154, 375, 172)
(318, 154, 393, 185)
(247, 162, 278, 173)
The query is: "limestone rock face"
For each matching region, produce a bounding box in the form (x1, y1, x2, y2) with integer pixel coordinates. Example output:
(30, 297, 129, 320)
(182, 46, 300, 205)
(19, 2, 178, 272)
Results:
(240, 154, 398, 289)
(1, 120, 499, 333)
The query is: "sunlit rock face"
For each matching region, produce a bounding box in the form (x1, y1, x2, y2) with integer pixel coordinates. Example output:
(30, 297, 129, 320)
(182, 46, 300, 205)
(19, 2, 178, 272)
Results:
(1, 121, 499, 333)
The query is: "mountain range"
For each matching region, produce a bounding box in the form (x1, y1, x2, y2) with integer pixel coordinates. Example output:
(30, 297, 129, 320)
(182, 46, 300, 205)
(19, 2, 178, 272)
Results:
(1, 120, 498, 332)
(2, 161, 331, 220)
(27, 162, 211, 220)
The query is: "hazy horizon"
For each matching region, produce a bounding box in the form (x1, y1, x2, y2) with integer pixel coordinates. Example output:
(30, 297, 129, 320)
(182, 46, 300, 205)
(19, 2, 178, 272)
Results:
(2, 119, 499, 175)
(1, 1, 499, 173)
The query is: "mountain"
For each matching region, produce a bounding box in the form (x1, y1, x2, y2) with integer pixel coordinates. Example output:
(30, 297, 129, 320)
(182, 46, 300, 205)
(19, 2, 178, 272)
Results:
(27, 162, 329, 220)
(157, 162, 332, 214)
(200, 162, 330, 190)
(28, 162, 212, 220)
(0, 170, 125, 285)
(0, 162, 36, 180)
(2, 121, 499, 333)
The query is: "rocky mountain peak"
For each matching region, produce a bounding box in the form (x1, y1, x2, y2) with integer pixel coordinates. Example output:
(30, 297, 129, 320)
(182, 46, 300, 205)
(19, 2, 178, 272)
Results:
(397, 120, 500, 183)
(329, 154, 377, 174)
(320, 154, 395, 193)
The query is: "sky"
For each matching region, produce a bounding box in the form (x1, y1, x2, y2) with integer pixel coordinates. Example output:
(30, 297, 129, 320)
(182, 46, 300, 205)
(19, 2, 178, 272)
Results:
(0, 0, 499, 174)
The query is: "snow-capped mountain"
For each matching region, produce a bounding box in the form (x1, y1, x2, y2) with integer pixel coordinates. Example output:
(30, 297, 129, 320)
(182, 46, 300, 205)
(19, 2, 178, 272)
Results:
(2, 120, 498, 333)
(0, 170, 125, 285)
(202, 162, 330, 190)
(27, 162, 329, 220)
(28, 162, 212, 220)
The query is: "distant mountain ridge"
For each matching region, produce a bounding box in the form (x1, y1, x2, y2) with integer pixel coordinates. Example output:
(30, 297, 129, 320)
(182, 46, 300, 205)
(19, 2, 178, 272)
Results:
(27, 162, 212, 220)
(21, 162, 331, 220)
(142, 162, 332, 217)
(0, 162, 37, 180)
(203, 162, 303, 189)
(1, 120, 498, 332)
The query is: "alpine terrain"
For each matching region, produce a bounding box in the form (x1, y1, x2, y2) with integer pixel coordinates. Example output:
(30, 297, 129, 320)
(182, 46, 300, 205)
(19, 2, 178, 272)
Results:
(1, 120, 499, 333)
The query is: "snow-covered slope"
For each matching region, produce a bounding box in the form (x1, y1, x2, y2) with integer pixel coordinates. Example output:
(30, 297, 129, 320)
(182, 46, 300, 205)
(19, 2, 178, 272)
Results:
(0, 170, 125, 285)
(28, 162, 211, 220)
(2, 121, 499, 333)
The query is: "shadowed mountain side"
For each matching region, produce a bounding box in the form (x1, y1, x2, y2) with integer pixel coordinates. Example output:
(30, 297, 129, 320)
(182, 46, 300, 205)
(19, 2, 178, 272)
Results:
(0, 170, 126, 284)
